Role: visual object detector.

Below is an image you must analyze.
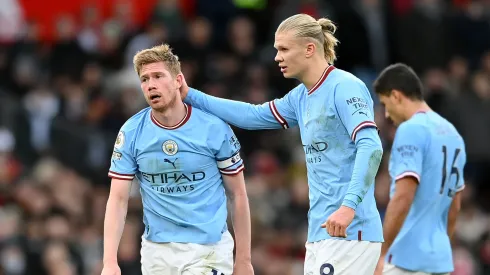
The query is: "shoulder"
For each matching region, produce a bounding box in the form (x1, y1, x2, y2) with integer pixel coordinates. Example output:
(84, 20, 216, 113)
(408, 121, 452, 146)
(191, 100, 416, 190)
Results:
(396, 116, 429, 141)
(120, 107, 151, 134)
(113, 108, 150, 150)
(431, 112, 465, 144)
(191, 105, 231, 131)
(285, 83, 305, 99)
(330, 69, 370, 99)
(331, 68, 367, 87)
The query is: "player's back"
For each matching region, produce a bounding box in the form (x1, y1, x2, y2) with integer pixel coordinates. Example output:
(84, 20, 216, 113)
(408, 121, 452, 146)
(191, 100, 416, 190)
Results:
(387, 111, 466, 273)
(109, 105, 244, 244)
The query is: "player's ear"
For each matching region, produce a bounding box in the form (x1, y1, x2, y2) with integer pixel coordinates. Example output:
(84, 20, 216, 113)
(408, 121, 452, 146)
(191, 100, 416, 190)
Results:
(392, 89, 403, 104)
(175, 73, 183, 89)
(305, 42, 316, 58)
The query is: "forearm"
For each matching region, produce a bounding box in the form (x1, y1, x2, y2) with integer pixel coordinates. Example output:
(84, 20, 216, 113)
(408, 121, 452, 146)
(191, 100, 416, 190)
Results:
(229, 193, 252, 262)
(185, 88, 282, 130)
(342, 128, 383, 209)
(447, 212, 457, 241)
(380, 196, 412, 257)
(103, 195, 129, 264)
(447, 192, 461, 240)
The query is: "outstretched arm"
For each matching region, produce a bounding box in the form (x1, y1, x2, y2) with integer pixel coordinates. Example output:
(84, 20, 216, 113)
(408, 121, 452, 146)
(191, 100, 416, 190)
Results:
(334, 81, 383, 209)
(180, 77, 298, 130)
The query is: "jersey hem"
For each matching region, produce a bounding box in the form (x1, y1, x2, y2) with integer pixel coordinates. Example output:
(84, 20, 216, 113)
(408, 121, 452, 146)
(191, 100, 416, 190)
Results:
(306, 236, 384, 243)
(389, 260, 453, 274)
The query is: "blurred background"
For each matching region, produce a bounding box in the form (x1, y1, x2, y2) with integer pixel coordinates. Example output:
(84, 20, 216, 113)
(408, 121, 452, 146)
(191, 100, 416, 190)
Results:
(0, 0, 489, 274)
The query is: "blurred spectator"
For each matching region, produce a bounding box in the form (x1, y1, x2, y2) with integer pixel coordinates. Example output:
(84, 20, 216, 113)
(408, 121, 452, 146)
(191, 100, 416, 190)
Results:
(0, 1, 489, 274)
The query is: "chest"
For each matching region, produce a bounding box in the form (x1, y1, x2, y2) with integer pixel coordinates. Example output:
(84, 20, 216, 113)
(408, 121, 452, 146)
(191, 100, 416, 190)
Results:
(297, 92, 345, 146)
(133, 131, 215, 175)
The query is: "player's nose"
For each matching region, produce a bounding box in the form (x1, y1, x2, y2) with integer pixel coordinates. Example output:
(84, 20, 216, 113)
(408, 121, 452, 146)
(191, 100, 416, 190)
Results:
(274, 52, 282, 63)
(147, 78, 157, 90)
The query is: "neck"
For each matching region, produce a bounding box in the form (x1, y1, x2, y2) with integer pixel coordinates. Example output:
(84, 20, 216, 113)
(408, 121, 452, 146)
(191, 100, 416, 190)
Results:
(301, 58, 330, 90)
(152, 101, 187, 127)
(404, 100, 431, 120)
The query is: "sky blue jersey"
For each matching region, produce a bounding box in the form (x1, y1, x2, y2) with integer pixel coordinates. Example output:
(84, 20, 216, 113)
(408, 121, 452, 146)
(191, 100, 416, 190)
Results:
(185, 66, 384, 243)
(386, 111, 466, 273)
(108, 104, 244, 244)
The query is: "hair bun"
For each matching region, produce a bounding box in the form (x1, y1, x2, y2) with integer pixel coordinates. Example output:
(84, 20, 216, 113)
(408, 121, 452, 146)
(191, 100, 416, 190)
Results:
(318, 18, 336, 34)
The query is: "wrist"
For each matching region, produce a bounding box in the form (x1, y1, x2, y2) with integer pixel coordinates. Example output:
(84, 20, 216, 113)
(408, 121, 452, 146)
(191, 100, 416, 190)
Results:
(342, 193, 361, 210)
(235, 254, 252, 263)
(340, 205, 355, 212)
(341, 200, 357, 211)
(103, 258, 118, 266)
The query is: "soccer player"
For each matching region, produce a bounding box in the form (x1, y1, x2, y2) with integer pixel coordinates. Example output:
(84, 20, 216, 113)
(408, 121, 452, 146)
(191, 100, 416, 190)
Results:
(101, 44, 253, 275)
(180, 14, 384, 274)
(372, 63, 466, 275)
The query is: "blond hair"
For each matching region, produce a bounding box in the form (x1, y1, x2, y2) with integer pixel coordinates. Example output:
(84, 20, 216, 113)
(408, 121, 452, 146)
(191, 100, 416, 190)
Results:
(276, 14, 338, 64)
(133, 44, 181, 77)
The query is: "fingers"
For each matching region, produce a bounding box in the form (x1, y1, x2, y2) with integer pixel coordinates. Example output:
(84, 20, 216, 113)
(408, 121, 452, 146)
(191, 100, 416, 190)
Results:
(322, 219, 347, 238)
(333, 224, 341, 237)
(339, 225, 347, 238)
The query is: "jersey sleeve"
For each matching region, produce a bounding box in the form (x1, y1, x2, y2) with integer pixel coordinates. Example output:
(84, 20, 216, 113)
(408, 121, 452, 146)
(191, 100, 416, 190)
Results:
(391, 123, 427, 183)
(334, 80, 378, 141)
(212, 122, 245, 175)
(185, 87, 298, 130)
(108, 127, 137, 180)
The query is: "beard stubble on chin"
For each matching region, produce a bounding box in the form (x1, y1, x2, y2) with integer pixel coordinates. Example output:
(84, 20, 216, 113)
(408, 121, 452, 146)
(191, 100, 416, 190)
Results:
(150, 92, 179, 113)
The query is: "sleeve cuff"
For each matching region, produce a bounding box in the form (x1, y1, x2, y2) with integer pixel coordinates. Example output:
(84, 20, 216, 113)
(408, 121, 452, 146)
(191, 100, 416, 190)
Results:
(395, 171, 421, 183)
(351, 121, 377, 141)
(342, 194, 361, 210)
(108, 171, 135, 180)
(456, 184, 465, 192)
(219, 164, 245, 175)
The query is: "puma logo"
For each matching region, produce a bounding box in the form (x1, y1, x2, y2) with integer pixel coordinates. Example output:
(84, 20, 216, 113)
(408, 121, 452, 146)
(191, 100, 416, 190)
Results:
(164, 158, 178, 169)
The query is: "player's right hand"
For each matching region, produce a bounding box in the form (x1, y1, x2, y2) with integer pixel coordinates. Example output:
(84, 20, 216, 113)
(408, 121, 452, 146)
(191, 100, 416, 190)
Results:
(179, 73, 189, 100)
(101, 264, 121, 275)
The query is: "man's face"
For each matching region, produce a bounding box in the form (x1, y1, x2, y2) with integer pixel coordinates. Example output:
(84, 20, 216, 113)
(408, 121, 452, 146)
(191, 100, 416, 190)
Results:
(378, 92, 405, 126)
(274, 31, 309, 80)
(139, 62, 181, 112)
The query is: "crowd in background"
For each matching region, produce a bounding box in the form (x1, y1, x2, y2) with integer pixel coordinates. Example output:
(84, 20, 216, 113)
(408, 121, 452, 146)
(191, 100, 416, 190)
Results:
(0, 0, 490, 274)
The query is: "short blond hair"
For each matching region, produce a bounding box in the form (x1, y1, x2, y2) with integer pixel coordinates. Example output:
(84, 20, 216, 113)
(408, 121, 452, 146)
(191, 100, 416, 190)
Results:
(276, 14, 339, 64)
(133, 44, 181, 77)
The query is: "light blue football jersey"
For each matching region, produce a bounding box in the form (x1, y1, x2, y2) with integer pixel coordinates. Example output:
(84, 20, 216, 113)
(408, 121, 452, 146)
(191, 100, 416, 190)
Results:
(185, 66, 383, 243)
(386, 111, 466, 273)
(108, 104, 244, 244)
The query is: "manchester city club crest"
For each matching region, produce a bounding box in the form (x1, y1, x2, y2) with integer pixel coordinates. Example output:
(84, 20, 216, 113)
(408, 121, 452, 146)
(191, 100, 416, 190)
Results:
(162, 140, 178, 156)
